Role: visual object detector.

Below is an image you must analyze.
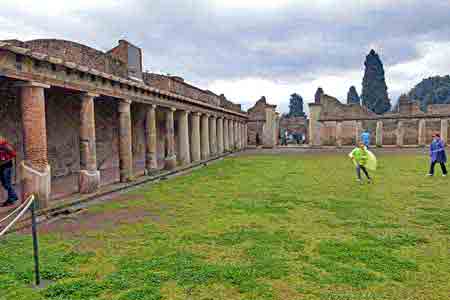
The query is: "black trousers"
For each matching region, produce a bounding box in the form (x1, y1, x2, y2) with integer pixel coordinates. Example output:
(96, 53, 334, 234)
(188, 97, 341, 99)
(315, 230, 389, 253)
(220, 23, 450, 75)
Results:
(429, 161, 448, 175)
(356, 165, 371, 180)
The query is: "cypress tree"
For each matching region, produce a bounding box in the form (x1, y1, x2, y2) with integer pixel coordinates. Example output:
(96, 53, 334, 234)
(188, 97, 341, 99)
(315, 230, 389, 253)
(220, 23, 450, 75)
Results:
(288, 93, 306, 117)
(347, 86, 361, 105)
(361, 49, 391, 114)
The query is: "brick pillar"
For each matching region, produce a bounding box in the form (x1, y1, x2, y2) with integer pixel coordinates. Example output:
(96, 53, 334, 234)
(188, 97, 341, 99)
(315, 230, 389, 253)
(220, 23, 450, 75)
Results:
(376, 120, 383, 147)
(396, 120, 404, 147)
(217, 117, 224, 154)
(201, 114, 210, 159)
(178, 110, 191, 165)
(336, 121, 343, 147)
(119, 99, 133, 182)
(209, 115, 217, 155)
(308, 103, 323, 146)
(191, 112, 201, 162)
(355, 121, 362, 144)
(145, 104, 158, 172)
(165, 107, 177, 170)
(79, 92, 100, 193)
(224, 119, 230, 151)
(18, 82, 51, 208)
(418, 119, 426, 146)
(440, 119, 448, 145)
(230, 120, 235, 150)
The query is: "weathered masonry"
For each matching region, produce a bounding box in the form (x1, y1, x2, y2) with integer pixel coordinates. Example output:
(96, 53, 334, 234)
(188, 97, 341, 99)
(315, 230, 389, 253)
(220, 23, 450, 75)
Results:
(0, 39, 248, 207)
(309, 93, 450, 147)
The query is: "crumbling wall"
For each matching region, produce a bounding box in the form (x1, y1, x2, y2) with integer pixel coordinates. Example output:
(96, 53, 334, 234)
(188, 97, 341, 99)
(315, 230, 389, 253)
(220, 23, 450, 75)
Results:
(22, 39, 127, 77)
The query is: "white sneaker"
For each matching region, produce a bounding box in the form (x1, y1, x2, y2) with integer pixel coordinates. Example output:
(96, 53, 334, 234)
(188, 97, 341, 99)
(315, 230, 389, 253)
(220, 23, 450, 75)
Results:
(426, 174, 433, 177)
(443, 174, 447, 177)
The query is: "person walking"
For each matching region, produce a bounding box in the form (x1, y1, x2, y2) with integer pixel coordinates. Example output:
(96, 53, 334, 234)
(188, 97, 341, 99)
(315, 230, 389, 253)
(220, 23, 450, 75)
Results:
(361, 129, 370, 148)
(427, 133, 447, 177)
(0, 136, 19, 206)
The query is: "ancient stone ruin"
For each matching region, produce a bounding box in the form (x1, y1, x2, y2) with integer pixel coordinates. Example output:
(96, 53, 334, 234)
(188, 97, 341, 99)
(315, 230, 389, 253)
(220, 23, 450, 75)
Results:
(0, 39, 249, 207)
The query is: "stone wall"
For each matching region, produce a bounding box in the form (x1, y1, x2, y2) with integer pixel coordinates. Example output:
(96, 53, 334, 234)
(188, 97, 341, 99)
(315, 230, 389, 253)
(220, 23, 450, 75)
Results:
(20, 39, 128, 78)
(247, 96, 278, 147)
(143, 73, 242, 113)
(279, 116, 307, 139)
(309, 93, 450, 147)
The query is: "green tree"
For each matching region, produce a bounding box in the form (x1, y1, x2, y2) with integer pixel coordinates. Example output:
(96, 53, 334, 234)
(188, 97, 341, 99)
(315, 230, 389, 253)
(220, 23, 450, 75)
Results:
(361, 50, 391, 114)
(288, 93, 306, 117)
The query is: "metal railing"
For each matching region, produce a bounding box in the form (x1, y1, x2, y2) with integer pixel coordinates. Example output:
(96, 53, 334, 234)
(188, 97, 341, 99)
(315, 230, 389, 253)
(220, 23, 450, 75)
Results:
(0, 195, 41, 286)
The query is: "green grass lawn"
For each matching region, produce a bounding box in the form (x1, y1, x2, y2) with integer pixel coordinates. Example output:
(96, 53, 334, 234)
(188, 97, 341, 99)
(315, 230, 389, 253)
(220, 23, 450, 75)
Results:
(1, 153, 449, 300)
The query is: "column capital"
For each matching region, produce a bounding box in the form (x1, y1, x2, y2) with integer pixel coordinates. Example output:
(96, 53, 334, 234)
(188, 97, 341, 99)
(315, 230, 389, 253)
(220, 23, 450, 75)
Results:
(151, 104, 157, 109)
(193, 111, 202, 116)
(82, 92, 99, 99)
(120, 98, 132, 105)
(15, 81, 50, 89)
(170, 107, 176, 112)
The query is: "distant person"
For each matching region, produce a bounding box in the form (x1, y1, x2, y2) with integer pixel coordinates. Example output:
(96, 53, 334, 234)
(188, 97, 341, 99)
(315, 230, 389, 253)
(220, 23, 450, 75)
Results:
(427, 133, 447, 177)
(256, 133, 260, 146)
(361, 129, 370, 148)
(0, 136, 18, 207)
(349, 142, 377, 184)
(281, 130, 288, 146)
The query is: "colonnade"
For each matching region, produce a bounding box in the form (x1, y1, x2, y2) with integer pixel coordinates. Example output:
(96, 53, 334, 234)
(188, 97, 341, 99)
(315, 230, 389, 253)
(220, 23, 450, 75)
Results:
(16, 82, 248, 208)
(331, 118, 449, 147)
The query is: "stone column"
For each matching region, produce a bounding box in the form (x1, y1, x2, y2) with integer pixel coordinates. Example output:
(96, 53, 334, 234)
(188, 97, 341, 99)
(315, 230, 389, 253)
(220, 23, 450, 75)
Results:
(178, 110, 191, 165)
(165, 107, 177, 169)
(217, 117, 224, 154)
(119, 99, 133, 182)
(201, 114, 210, 159)
(230, 120, 235, 150)
(209, 115, 217, 156)
(18, 82, 51, 208)
(79, 92, 100, 193)
(238, 122, 242, 149)
(418, 119, 426, 146)
(336, 121, 343, 147)
(224, 119, 230, 151)
(440, 119, 448, 145)
(376, 120, 383, 147)
(145, 104, 158, 172)
(396, 120, 404, 147)
(244, 123, 248, 148)
(190, 112, 201, 162)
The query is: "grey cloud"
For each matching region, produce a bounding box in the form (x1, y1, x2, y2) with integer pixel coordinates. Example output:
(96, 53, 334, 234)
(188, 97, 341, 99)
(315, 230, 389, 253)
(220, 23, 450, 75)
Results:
(1, 0, 450, 89)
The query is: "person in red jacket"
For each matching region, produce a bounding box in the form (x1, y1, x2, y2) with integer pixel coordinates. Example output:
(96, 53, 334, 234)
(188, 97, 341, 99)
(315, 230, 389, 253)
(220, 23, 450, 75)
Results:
(0, 136, 18, 206)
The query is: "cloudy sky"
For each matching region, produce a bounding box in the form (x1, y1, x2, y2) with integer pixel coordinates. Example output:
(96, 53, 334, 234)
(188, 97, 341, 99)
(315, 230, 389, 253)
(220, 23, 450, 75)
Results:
(1, 0, 450, 113)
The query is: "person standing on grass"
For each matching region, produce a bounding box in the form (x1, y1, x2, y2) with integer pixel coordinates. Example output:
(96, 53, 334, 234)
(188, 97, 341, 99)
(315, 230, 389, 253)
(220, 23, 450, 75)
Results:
(427, 133, 447, 177)
(349, 142, 374, 184)
(361, 129, 371, 148)
(0, 136, 18, 207)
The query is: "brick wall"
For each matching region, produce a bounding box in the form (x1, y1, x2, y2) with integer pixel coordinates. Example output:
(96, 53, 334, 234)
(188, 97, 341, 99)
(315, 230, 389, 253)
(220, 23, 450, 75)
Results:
(22, 39, 128, 78)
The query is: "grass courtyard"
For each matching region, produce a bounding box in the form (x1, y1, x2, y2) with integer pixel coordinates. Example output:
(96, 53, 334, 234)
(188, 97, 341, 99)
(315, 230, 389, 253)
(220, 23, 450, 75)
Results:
(0, 152, 449, 300)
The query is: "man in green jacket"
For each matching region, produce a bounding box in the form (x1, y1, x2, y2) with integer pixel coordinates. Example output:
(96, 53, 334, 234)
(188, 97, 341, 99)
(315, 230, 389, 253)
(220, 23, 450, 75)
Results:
(349, 142, 372, 184)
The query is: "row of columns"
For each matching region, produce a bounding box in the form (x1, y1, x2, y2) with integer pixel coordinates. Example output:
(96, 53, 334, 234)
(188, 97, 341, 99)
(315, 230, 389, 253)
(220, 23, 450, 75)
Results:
(333, 119, 449, 147)
(17, 81, 248, 208)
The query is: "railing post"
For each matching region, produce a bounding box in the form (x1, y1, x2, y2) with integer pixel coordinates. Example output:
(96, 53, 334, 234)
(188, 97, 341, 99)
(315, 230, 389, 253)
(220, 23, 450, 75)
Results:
(30, 197, 41, 287)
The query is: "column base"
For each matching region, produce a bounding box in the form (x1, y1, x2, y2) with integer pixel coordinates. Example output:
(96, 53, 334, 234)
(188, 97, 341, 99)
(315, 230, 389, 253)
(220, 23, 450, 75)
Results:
(79, 170, 100, 194)
(21, 162, 51, 209)
(165, 155, 177, 170)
